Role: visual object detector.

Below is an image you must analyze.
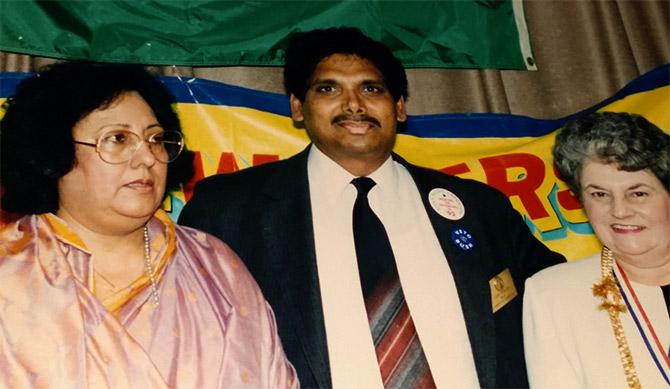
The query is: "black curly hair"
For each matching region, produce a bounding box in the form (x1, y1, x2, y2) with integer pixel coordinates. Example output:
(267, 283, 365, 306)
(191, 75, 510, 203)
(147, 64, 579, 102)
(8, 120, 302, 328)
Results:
(0, 61, 194, 214)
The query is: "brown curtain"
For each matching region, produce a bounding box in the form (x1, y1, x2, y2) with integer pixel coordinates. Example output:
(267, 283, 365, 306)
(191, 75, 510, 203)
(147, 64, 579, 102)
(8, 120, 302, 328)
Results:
(2, 0, 668, 119)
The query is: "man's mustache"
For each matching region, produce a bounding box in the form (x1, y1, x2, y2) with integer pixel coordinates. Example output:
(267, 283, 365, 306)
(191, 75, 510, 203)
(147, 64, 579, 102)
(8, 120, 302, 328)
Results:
(332, 114, 381, 127)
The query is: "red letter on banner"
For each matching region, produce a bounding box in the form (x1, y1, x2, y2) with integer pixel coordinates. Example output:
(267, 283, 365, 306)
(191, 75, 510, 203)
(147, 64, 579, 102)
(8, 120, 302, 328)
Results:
(440, 162, 471, 176)
(479, 153, 549, 219)
(183, 151, 205, 201)
(183, 152, 281, 200)
(253, 154, 279, 166)
(217, 152, 240, 174)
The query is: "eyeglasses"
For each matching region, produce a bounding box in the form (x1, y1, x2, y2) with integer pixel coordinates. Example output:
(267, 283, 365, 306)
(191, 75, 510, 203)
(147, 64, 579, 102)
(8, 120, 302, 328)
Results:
(73, 129, 185, 164)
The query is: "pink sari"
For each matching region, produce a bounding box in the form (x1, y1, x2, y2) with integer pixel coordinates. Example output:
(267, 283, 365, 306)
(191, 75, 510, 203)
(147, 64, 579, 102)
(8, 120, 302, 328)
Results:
(0, 210, 297, 388)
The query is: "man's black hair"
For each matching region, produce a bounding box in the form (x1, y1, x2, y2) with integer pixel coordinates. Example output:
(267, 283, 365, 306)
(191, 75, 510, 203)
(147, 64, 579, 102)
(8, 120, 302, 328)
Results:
(283, 27, 408, 103)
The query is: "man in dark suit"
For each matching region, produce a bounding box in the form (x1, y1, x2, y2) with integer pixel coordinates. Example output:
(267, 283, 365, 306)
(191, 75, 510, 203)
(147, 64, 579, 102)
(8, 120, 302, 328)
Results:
(179, 27, 564, 388)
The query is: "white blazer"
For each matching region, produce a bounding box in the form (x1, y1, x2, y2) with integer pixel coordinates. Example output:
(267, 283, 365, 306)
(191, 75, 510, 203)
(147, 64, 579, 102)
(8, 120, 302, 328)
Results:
(523, 254, 670, 388)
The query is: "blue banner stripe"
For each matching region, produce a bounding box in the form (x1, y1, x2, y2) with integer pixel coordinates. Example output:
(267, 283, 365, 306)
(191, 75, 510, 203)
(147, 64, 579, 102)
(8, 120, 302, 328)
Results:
(161, 77, 291, 116)
(0, 72, 30, 98)
(2, 63, 667, 139)
(404, 113, 565, 138)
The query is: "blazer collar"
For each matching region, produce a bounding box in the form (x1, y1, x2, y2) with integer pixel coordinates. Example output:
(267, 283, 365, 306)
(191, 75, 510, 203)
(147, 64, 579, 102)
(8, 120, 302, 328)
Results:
(258, 146, 332, 387)
(256, 149, 496, 387)
(398, 157, 496, 387)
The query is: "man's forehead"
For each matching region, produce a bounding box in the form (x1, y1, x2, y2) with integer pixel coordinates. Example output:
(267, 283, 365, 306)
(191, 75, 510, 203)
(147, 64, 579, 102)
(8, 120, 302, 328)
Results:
(309, 53, 385, 83)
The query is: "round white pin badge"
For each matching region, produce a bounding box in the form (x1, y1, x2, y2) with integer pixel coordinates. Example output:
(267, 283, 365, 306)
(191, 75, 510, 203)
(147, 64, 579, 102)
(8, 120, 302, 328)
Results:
(428, 188, 465, 220)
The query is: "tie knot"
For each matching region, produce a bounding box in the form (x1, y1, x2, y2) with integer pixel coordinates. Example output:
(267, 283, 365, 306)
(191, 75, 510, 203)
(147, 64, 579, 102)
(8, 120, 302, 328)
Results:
(351, 176, 376, 196)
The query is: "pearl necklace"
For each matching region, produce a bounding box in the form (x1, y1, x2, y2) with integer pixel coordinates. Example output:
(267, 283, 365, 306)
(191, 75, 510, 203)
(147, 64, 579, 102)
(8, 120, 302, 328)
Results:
(144, 226, 160, 305)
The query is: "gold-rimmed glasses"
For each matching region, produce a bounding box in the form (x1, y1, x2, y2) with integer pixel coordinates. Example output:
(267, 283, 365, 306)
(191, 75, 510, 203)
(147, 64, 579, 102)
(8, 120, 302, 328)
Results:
(73, 129, 184, 164)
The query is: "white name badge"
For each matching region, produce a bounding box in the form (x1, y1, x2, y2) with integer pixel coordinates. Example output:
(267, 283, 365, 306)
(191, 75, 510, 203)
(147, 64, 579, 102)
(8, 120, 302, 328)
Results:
(428, 188, 465, 220)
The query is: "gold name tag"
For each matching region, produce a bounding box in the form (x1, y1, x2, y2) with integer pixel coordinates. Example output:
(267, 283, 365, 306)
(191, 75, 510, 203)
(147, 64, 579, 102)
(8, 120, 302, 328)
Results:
(489, 268, 518, 313)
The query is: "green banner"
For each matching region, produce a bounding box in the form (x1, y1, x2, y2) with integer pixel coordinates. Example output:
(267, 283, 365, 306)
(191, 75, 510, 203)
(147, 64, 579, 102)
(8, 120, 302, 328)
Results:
(0, 0, 535, 69)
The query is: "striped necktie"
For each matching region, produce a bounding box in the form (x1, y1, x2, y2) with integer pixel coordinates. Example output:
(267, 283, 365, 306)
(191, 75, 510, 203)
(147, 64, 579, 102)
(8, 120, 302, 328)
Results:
(351, 177, 436, 388)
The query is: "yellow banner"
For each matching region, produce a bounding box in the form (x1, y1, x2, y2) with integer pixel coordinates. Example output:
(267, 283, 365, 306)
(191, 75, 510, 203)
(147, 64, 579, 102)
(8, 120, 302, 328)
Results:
(171, 85, 669, 261)
(1, 66, 668, 261)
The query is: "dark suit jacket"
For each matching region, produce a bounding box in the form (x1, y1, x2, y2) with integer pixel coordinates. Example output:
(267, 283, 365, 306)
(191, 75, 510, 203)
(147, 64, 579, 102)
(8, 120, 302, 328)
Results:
(179, 146, 565, 388)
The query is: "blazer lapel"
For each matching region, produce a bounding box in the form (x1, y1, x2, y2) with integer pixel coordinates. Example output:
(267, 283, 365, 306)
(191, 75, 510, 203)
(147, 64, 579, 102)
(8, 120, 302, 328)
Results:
(398, 156, 496, 388)
(258, 147, 331, 387)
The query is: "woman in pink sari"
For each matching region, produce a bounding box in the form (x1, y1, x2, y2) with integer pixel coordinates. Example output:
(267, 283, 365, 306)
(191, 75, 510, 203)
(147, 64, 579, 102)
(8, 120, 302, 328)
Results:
(0, 62, 298, 388)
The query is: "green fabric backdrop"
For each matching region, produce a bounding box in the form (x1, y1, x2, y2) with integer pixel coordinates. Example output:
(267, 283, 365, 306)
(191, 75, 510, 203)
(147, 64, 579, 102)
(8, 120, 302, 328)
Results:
(0, 0, 535, 69)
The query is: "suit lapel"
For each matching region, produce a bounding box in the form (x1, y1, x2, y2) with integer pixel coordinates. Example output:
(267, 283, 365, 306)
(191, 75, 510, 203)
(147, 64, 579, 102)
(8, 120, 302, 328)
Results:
(398, 156, 496, 388)
(258, 147, 331, 387)
(256, 151, 497, 387)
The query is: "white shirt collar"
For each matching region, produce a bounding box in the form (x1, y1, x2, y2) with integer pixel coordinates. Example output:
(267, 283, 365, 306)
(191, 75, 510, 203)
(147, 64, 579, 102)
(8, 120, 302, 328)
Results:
(307, 144, 395, 204)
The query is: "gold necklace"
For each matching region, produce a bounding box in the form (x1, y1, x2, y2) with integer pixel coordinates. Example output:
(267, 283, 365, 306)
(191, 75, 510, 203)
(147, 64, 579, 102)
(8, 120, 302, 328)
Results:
(95, 270, 118, 290)
(593, 246, 640, 389)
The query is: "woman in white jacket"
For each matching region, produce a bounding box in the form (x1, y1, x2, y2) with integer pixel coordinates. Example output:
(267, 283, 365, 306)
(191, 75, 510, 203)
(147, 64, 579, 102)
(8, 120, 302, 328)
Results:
(523, 111, 670, 389)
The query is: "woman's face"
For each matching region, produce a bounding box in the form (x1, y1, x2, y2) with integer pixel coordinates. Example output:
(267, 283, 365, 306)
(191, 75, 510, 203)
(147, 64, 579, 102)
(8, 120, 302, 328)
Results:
(580, 160, 670, 269)
(57, 91, 168, 234)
